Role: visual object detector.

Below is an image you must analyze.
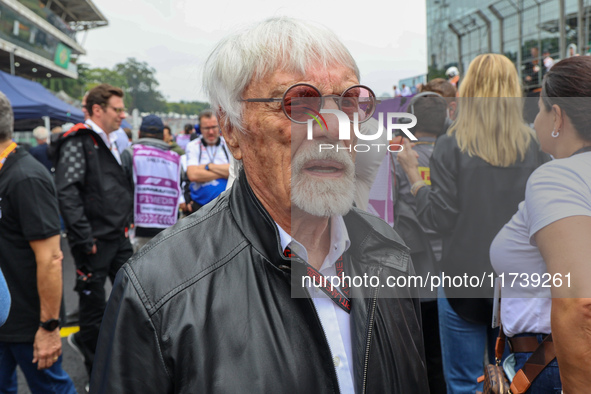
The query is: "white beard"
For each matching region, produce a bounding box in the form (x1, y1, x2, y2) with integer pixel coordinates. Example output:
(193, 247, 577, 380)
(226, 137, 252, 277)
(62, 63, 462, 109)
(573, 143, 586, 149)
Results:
(291, 141, 355, 217)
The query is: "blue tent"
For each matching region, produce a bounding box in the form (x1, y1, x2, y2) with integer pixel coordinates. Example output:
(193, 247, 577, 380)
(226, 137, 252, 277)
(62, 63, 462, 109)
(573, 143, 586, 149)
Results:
(0, 70, 84, 123)
(121, 119, 132, 129)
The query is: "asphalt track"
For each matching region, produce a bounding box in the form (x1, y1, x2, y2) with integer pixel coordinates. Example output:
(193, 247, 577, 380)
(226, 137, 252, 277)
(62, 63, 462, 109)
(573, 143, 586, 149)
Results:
(17, 236, 112, 393)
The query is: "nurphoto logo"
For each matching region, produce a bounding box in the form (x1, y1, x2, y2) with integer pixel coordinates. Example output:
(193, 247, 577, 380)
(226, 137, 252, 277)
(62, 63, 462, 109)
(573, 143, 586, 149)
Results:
(305, 109, 418, 153)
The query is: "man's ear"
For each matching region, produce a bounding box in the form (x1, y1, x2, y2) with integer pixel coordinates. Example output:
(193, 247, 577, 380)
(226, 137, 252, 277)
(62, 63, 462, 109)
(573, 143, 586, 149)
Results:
(219, 110, 243, 160)
(91, 103, 102, 118)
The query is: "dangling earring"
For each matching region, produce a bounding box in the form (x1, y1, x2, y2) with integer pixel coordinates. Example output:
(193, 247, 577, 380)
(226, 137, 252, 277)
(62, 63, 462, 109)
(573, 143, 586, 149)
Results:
(551, 129, 560, 138)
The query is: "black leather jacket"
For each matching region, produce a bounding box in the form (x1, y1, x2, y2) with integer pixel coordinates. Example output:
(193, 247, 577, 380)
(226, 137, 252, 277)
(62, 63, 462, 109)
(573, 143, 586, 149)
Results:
(51, 125, 133, 252)
(91, 171, 429, 393)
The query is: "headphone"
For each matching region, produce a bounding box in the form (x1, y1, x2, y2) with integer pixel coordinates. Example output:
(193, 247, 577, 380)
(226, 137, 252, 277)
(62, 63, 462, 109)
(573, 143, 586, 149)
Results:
(407, 91, 444, 114)
(402, 91, 451, 134)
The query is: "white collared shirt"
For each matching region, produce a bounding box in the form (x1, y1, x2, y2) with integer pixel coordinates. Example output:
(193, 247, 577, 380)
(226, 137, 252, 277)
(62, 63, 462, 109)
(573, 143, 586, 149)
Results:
(276, 217, 354, 393)
(85, 119, 121, 164)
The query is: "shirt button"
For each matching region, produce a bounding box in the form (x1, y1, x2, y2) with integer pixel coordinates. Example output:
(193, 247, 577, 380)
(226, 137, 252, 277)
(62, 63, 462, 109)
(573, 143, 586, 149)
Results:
(333, 356, 340, 367)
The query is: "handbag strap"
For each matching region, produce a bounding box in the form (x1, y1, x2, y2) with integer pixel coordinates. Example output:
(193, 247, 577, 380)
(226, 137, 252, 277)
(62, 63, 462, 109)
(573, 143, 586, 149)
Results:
(510, 333, 555, 394)
(495, 325, 506, 363)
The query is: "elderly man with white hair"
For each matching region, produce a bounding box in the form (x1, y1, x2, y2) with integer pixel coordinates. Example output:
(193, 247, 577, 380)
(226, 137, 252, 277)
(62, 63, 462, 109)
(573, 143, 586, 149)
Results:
(29, 126, 52, 172)
(91, 17, 428, 393)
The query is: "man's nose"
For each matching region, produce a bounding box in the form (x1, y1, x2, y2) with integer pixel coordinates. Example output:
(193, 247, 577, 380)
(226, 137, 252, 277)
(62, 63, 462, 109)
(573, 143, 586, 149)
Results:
(313, 97, 342, 142)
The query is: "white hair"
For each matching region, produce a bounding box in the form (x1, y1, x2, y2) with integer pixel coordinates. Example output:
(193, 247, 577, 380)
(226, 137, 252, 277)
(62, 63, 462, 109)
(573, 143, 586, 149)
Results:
(0, 92, 13, 142)
(62, 123, 75, 132)
(203, 17, 359, 133)
(33, 126, 49, 140)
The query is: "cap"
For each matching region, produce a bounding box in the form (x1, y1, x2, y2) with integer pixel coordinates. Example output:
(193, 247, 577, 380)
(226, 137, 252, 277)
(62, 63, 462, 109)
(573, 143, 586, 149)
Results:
(140, 115, 164, 134)
(445, 66, 459, 78)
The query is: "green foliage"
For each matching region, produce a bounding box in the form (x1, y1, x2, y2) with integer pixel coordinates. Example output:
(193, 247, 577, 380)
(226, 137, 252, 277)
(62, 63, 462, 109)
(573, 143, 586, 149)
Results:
(166, 101, 210, 115)
(40, 63, 91, 100)
(114, 58, 166, 112)
(427, 65, 447, 81)
(85, 66, 131, 108)
(43, 59, 209, 115)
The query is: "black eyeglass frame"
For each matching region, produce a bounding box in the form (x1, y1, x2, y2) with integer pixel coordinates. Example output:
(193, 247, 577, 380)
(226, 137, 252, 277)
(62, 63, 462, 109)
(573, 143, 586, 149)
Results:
(240, 83, 379, 124)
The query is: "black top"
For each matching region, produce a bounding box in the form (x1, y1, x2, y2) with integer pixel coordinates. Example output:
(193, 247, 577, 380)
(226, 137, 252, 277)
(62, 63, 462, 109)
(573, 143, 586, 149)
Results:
(415, 133, 549, 324)
(28, 143, 53, 172)
(0, 147, 61, 342)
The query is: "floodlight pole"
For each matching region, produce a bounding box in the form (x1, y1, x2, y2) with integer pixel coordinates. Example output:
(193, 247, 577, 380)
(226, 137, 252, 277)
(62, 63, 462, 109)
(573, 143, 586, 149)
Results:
(9, 50, 15, 75)
(448, 23, 463, 75)
(507, 0, 523, 80)
(489, 5, 504, 55)
(578, 0, 585, 55)
(475, 10, 492, 53)
(559, 0, 566, 58)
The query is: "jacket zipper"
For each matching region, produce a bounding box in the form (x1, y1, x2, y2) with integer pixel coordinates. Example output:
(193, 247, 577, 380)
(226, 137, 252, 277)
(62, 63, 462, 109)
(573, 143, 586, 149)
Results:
(361, 287, 378, 394)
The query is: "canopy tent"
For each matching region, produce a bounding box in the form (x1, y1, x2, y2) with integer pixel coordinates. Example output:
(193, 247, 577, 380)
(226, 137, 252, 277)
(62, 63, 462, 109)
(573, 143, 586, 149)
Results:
(0, 70, 84, 124)
(121, 119, 132, 129)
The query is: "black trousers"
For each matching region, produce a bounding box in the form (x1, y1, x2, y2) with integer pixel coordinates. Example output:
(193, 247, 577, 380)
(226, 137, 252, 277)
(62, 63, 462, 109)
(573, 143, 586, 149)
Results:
(71, 234, 133, 376)
(422, 300, 447, 394)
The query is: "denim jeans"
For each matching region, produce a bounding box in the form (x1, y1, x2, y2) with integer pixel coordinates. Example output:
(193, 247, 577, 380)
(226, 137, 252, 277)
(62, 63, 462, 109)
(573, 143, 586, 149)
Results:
(0, 268, 9, 327)
(438, 293, 506, 394)
(0, 342, 76, 393)
(512, 333, 562, 394)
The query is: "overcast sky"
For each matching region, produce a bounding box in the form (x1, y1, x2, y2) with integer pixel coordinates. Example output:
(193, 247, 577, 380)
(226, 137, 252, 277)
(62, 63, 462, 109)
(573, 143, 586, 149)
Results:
(80, 0, 427, 103)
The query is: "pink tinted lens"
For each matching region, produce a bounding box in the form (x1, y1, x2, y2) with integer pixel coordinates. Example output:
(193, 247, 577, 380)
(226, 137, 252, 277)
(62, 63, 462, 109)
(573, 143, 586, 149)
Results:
(284, 85, 322, 122)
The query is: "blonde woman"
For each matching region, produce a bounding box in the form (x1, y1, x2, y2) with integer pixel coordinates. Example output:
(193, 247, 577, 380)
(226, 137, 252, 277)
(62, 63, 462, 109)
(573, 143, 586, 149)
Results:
(397, 54, 548, 393)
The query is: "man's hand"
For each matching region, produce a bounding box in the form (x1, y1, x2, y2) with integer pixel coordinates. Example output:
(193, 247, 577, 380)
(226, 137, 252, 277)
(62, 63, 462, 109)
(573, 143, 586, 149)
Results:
(32, 327, 62, 369)
(29, 234, 63, 369)
(207, 163, 230, 179)
(395, 139, 422, 184)
(86, 239, 97, 255)
(187, 164, 229, 183)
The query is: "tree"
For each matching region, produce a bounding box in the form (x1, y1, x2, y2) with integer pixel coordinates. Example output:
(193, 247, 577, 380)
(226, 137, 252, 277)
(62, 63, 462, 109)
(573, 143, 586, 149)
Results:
(40, 63, 91, 100)
(114, 58, 166, 112)
(427, 65, 447, 81)
(42, 59, 209, 114)
(166, 100, 210, 116)
(84, 67, 131, 108)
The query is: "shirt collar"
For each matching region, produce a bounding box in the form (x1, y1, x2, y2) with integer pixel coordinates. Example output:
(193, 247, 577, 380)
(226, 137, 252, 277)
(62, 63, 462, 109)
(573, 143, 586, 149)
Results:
(275, 216, 351, 270)
(85, 119, 110, 147)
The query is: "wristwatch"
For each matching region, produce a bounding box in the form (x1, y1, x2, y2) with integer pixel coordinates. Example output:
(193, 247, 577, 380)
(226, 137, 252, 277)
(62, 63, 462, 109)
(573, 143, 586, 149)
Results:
(205, 164, 210, 171)
(39, 319, 60, 331)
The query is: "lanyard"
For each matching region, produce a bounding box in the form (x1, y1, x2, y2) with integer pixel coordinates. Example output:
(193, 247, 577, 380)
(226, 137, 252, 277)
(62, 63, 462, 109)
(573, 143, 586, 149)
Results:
(571, 146, 591, 157)
(200, 139, 220, 164)
(204, 144, 218, 164)
(284, 246, 351, 314)
(0, 142, 17, 172)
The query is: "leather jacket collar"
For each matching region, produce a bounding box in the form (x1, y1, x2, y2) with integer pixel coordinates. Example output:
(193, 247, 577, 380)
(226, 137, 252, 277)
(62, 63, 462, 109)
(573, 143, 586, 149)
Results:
(229, 170, 287, 269)
(229, 169, 410, 273)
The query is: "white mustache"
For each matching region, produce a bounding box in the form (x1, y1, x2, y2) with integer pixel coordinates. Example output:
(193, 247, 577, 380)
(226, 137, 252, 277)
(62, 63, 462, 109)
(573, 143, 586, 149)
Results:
(292, 141, 354, 176)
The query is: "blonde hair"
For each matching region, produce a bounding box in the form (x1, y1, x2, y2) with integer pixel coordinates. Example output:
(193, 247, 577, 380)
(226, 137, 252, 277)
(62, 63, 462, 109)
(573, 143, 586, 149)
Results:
(448, 54, 532, 167)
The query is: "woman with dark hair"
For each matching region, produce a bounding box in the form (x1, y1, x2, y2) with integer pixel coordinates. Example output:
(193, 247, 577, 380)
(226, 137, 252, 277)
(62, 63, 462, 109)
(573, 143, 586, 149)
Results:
(397, 54, 548, 393)
(491, 56, 591, 393)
